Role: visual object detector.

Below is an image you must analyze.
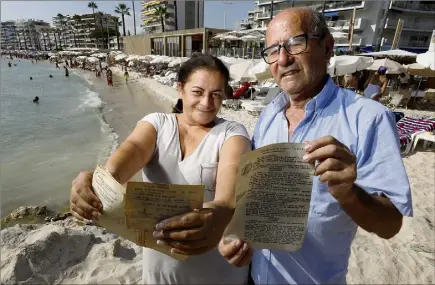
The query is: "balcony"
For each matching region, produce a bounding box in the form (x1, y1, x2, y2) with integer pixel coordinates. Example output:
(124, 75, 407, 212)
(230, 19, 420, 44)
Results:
(257, 0, 288, 6)
(327, 18, 365, 31)
(390, 1, 435, 13)
(307, 1, 365, 12)
(407, 41, 429, 48)
(384, 18, 435, 32)
(334, 37, 362, 46)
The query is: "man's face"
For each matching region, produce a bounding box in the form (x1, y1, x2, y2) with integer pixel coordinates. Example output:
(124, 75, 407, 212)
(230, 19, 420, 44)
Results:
(265, 12, 333, 96)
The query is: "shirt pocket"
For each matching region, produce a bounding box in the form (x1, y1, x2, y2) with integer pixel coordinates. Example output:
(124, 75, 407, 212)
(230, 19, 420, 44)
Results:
(200, 163, 218, 203)
(310, 181, 343, 217)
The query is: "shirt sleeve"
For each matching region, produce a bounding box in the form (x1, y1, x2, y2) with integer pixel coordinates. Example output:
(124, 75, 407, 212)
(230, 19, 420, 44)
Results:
(140, 112, 164, 134)
(224, 121, 251, 143)
(356, 110, 413, 217)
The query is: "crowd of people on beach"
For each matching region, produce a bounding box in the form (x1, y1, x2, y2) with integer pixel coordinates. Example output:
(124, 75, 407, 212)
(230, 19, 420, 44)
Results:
(69, 8, 413, 285)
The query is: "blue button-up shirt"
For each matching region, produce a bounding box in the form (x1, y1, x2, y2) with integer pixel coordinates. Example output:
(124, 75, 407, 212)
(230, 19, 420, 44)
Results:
(251, 77, 413, 284)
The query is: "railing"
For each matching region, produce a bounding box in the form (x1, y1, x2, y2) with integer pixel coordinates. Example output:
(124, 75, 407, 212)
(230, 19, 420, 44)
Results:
(391, 1, 435, 12)
(407, 41, 429, 48)
(334, 37, 361, 46)
(208, 47, 263, 59)
(385, 18, 435, 31)
(313, 1, 364, 11)
(257, 0, 288, 5)
(327, 18, 362, 29)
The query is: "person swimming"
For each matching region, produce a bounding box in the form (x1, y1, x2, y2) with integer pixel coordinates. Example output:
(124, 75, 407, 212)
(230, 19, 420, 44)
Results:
(49, 75, 53, 78)
(30, 77, 33, 80)
(33, 96, 39, 103)
(64, 66, 69, 77)
(8, 62, 12, 68)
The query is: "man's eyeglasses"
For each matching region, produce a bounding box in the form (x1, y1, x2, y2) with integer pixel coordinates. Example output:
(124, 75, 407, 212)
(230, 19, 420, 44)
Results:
(261, 33, 324, 64)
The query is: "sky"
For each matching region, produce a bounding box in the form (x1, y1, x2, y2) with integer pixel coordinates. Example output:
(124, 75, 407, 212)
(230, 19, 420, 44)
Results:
(0, 1, 256, 34)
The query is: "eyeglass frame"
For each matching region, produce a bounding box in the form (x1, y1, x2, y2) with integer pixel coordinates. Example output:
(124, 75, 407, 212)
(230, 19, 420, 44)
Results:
(261, 33, 325, 64)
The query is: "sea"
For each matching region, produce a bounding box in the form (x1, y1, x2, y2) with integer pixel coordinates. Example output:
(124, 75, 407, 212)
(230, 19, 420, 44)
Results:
(0, 58, 118, 217)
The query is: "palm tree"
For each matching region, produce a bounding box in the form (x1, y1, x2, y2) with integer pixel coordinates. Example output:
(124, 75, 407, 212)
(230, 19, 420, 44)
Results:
(88, 1, 99, 48)
(96, 11, 105, 48)
(114, 3, 131, 37)
(52, 28, 59, 50)
(113, 17, 121, 50)
(57, 13, 67, 48)
(132, 1, 137, 35)
(72, 14, 82, 47)
(40, 28, 48, 50)
(174, 1, 178, 30)
(154, 5, 167, 33)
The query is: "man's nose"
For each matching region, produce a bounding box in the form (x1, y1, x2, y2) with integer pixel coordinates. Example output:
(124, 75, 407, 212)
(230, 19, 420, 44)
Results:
(277, 47, 294, 67)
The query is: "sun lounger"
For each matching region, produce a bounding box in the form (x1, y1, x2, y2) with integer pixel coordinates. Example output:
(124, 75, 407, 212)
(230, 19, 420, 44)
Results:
(263, 87, 282, 105)
(397, 117, 435, 153)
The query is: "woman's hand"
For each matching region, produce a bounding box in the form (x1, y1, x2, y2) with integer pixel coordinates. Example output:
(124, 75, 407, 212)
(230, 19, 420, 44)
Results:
(218, 238, 253, 267)
(152, 208, 223, 255)
(70, 171, 102, 223)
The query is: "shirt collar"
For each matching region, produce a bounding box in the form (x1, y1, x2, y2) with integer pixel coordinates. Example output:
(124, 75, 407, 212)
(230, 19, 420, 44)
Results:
(271, 76, 337, 112)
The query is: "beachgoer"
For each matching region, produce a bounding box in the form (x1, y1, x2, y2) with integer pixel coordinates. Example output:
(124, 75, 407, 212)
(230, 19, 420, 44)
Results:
(70, 55, 251, 284)
(55, 62, 60, 69)
(32, 96, 39, 103)
(30, 77, 33, 80)
(8, 62, 12, 68)
(219, 8, 412, 284)
(364, 66, 388, 101)
(398, 72, 410, 90)
(64, 66, 69, 77)
(342, 71, 359, 92)
(124, 70, 129, 83)
(49, 75, 53, 78)
(106, 69, 113, 86)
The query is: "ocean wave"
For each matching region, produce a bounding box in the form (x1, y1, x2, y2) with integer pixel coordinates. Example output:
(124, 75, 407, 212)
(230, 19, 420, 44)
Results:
(97, 115, 120, 161)
(72, 70, 94, 86)
(78, 89, 105, 110)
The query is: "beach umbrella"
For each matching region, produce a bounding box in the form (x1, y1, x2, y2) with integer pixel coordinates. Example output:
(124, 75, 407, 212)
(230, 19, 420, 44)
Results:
(86, 57, 100, 63)
(416, 51, 435, 71)
(240, 34, 260, 42)
(229, 59, 258, 82)
(405, 63, 435, 77)
(360, 49, 417, 58)
(223, 35, 239, 41)
(168, 57, 189, 67)
(366, 58, 406, 74)
(115, 54, 127, 61)
(327, 55, 374, 76)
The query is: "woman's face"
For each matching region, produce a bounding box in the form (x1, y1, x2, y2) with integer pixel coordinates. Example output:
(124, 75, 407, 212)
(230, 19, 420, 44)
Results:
(178, 69, 226, 126)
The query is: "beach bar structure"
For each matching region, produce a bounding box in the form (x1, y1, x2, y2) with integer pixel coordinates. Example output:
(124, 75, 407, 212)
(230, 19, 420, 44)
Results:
(123, 28, 228, 57)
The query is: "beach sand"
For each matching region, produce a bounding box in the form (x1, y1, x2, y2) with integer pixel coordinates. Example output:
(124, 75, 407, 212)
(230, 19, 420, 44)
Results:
(1, 66, 434, 284)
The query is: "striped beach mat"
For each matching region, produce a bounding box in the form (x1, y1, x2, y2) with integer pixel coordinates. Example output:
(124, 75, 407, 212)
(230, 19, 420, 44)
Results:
(397, 117, 435, 148)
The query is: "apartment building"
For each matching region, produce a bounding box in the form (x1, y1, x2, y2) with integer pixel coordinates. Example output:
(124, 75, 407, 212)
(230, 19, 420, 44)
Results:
(141, 0, 204, 34)
(52, 13, 119, 49)
(1, 21, 18, 49)
(13, 19, 50, 50)
(240, 0, 434, 52)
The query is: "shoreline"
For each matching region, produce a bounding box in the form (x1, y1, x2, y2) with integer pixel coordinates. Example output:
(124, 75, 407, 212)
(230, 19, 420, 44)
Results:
(1, 61, 434, 284)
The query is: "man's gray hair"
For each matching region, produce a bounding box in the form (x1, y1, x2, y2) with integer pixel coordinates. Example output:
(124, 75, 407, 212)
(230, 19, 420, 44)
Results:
(310, 9, 331, 38)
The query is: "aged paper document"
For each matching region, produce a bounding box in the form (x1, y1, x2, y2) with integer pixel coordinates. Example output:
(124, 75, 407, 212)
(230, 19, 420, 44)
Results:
(91, 165, 204, 260)
(124, 182, 204, 260)
(225, 143, 314, 251)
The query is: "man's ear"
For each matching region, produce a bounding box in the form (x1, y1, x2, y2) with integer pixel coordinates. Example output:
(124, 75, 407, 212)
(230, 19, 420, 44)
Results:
(324, 34, 335, 59)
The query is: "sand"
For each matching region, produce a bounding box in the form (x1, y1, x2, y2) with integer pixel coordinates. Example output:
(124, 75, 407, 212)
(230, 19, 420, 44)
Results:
(1, 66, 434, 284)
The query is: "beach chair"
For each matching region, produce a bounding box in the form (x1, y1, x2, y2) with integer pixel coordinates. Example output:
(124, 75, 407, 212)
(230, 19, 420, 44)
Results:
(262, 87, 282, 105)
(397, 117, 435, 154)
(387, 92, 404, 111)
(411, 131, 435, 152)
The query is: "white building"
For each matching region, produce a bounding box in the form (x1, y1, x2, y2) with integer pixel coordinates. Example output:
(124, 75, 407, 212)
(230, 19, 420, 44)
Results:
(141, 0, 204, 34)
(52, 13, 119, 49)
(240, 0, 435, 52)
(13, 19, 50, 50)
(1, 21, 18, 49)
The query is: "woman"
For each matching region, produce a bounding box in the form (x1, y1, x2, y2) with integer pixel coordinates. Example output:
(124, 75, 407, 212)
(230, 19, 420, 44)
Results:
(364, 66, 388, 101)
(342, 72, 359, 92)
(70, 55, 252, 284)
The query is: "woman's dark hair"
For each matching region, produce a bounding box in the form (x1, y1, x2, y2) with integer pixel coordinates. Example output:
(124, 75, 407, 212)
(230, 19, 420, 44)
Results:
(178, 55, 230, 87)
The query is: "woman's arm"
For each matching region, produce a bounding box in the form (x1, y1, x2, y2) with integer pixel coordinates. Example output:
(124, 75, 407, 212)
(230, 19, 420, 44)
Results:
(203, 135, 252, 236)
(105, 121, 157, 184)
(380, 78, 388, 95)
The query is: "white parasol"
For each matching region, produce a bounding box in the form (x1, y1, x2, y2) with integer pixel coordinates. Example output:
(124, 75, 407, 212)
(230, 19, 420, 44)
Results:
(328, 55, 374, 76)
(365, 58, 406, 74)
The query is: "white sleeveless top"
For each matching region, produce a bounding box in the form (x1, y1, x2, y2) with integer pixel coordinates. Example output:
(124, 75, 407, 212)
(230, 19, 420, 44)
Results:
(139, 113, 250, 284)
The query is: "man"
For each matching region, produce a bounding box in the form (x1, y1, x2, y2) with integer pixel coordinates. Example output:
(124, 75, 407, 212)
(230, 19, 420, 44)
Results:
(219, 8, 412, 284)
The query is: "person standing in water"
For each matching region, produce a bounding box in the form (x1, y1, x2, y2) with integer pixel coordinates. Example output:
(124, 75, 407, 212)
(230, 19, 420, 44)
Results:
(64, 66, 69, 77)
(106, 68, 113, 86)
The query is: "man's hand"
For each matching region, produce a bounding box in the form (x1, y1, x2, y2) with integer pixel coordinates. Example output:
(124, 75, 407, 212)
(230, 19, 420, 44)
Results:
(303, 136, 357, 203)
(152, 208, 221, 256)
